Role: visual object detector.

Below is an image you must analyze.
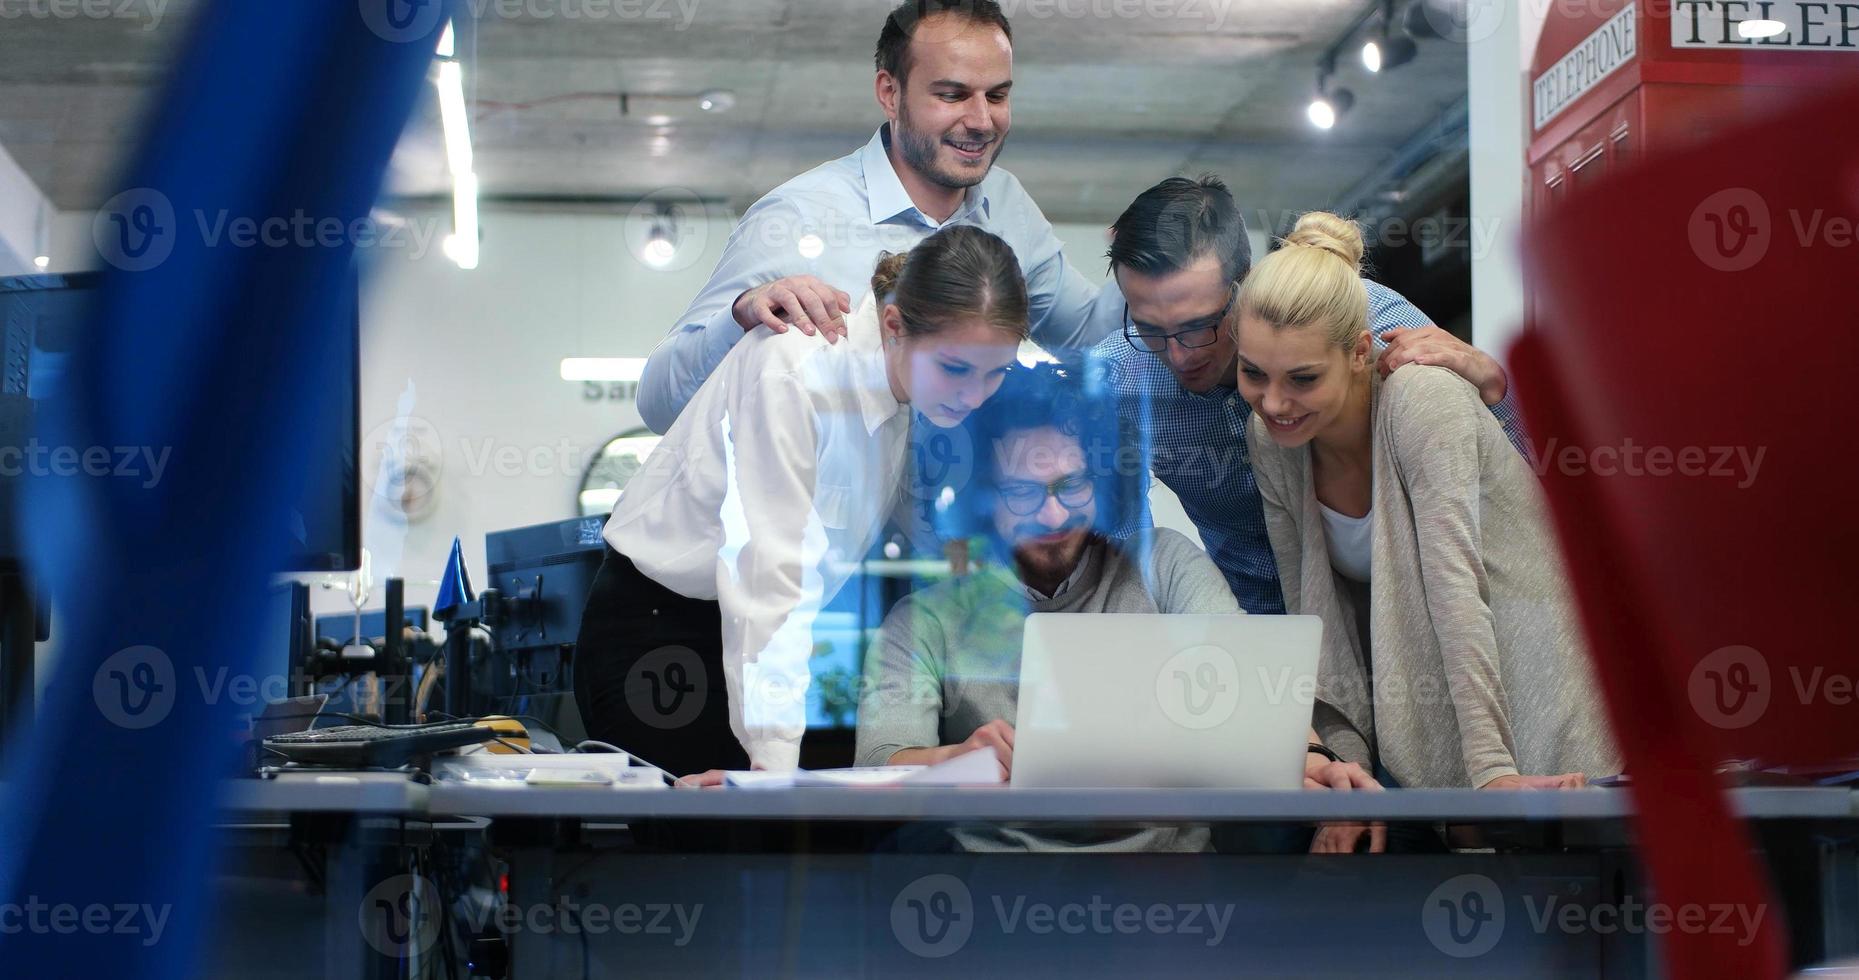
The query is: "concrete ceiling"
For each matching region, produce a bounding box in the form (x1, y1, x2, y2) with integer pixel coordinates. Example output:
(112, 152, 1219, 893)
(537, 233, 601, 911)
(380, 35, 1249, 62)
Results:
(0, 0, 1469, 224)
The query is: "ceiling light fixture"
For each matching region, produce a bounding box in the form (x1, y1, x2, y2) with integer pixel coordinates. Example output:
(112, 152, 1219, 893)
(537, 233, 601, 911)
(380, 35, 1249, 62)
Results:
(443, 172, 480, 271)
(1738, 18, 1787, 38)
(1309, 77, 1354, 131)
(1311, 2, 1390, 132)
(1402, 0, 1449, 39)
(560, 358, 648, 382)
(31, 200, 50, 270)
(435, 61, 473, 178)
(641, 204, 681, 269)
(433, 19, 479, 270)
(1376, 34, 1419, 70)
(1307, 95, 1335, 130)
(697, 89, 737, 113)
(1363, 1, 1420, 74)
(642, 234, 676, 268)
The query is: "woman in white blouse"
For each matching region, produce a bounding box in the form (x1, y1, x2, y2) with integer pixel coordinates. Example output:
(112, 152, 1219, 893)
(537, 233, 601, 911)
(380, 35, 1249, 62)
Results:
(574, 225, 1031, 776)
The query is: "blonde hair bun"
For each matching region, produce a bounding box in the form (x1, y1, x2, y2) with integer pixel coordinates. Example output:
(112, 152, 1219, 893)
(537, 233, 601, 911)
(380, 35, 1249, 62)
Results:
(1282, 211, 1365, 274)
(1235, 210, 1370, 350)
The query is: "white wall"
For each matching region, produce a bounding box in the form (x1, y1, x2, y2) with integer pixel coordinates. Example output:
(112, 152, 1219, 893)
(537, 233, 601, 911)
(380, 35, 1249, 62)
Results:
(0, 142, 51, 276)
(349, 207, 1201, 618)
(1467, 3, 1556, 363)
(346, 204, 718, 616)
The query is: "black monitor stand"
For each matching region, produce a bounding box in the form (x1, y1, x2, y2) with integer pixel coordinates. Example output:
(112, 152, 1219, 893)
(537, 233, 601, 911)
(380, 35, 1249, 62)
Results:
(288, 578, 415, 724)
(0, 568, 46, 767)
(0, 382, 37, 762)
(435, 587, 501, 721)
(286, 581, 315, 700)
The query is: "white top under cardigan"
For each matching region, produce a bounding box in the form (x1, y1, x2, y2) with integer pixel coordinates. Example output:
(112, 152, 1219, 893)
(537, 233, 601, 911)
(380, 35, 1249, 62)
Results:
(604, 295, 911, 771)
(1318, 501, 1373, 583)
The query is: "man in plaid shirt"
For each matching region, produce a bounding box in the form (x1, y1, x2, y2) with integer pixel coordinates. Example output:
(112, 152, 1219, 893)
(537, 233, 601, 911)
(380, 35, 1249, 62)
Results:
(1092, 176, 1530, 614)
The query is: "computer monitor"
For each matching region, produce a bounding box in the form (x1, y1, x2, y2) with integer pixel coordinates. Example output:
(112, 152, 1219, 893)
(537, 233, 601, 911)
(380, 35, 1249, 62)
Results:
(0, 272, 362, 572)
(483, 515, 606, 700)
(0, 275, 76, 573)
(283, 268, 361, 573)
(0, 272, 360, 747)
(0, 277, 53, 737)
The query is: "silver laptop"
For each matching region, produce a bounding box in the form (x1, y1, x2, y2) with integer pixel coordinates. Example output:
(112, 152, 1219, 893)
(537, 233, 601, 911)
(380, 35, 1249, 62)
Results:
(1010, 613, 1322, 789)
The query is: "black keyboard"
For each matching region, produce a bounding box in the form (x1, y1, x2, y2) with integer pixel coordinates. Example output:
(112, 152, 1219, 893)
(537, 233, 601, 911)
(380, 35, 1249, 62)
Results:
(264, 722, 496, 768)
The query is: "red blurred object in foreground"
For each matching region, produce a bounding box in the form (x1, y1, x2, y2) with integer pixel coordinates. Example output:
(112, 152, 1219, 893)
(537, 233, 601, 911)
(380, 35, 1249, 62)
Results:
(1514, 79, 1859, 979)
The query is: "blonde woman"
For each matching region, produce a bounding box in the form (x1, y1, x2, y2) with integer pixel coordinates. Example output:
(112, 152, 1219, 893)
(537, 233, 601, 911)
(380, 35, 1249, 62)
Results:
(1236, 212, 1618, 791)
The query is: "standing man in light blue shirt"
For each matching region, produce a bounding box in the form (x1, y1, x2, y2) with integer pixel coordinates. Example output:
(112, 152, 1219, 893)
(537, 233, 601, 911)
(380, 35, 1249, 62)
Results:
(636, 0, 1121, 434)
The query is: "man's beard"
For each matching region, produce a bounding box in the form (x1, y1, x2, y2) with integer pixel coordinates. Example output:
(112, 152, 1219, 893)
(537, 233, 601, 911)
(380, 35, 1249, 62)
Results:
(895, 100, 1003, 191)
(1012, 523, 1094, 590)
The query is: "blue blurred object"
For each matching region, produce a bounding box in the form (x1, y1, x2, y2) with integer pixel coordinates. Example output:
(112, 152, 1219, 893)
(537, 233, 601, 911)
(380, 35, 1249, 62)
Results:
(0, 271, 365, 573)
(0, 1, 450, 976)
(435, 535, 475, 618)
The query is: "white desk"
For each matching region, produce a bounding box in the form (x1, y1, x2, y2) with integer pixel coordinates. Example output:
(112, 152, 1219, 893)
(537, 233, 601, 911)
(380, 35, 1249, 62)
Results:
(202, 779, 1857, 979)
(214, 772, 430, 980)
(423, 784, 1855, 980)
(423, 783, 1857, 823)
(218, 771, 428, 817)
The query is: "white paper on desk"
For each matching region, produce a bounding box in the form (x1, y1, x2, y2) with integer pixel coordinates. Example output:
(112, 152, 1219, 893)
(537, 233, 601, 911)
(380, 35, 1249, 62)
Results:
(906, 745, 1004, 785)
(431, 752, 665, 789)
(723, 746, 1003, 788)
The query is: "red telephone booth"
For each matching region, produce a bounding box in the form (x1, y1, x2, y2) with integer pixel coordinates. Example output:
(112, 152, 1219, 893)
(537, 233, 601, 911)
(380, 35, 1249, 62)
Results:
(1527, 0, 1859, 221)
(1525, 0, 1859, 327)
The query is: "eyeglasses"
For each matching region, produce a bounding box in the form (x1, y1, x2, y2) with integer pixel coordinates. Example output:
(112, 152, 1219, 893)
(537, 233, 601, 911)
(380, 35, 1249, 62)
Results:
(1121, 285, 1237, 355)
(997, 473, 1096, 517)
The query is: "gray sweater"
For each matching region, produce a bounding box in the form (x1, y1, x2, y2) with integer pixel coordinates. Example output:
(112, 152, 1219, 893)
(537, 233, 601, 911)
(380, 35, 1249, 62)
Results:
(1248, 364, 1620, 788)
(857, 529, 1239, 851)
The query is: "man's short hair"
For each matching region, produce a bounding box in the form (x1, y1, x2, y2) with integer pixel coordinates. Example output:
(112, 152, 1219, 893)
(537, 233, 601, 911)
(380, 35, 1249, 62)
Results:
(875, 0, 1014, 86)
(1106, 174, 1252, 284)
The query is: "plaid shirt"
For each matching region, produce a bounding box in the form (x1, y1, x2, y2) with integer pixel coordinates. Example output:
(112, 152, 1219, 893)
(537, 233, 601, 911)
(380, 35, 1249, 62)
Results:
(1093, 280, 1529, 614)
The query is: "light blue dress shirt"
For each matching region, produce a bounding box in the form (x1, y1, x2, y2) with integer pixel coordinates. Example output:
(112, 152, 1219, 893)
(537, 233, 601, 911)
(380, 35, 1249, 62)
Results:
(636, 124, 1124, 433)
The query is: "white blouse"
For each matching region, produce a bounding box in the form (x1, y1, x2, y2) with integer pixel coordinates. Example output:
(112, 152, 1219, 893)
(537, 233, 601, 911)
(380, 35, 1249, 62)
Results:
(604, 296, 910, 770)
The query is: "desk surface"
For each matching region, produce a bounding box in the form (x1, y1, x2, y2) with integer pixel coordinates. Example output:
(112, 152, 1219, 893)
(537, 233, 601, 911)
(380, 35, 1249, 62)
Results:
(218, 772, 427, 815)
(422, 784, 1858, 823)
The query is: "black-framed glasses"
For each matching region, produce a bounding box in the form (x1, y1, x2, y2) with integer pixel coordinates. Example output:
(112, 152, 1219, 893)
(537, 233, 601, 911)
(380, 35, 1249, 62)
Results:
(997, 473, 1096, 517)
(1121, 285, 1237, 355)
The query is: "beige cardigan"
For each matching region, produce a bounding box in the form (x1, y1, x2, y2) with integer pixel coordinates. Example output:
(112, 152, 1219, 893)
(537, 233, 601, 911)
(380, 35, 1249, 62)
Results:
(1248, 365, 1619, 788)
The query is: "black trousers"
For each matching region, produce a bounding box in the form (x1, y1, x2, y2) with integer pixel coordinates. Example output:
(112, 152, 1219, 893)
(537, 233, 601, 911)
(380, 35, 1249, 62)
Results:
(573, 547, 749, 778)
